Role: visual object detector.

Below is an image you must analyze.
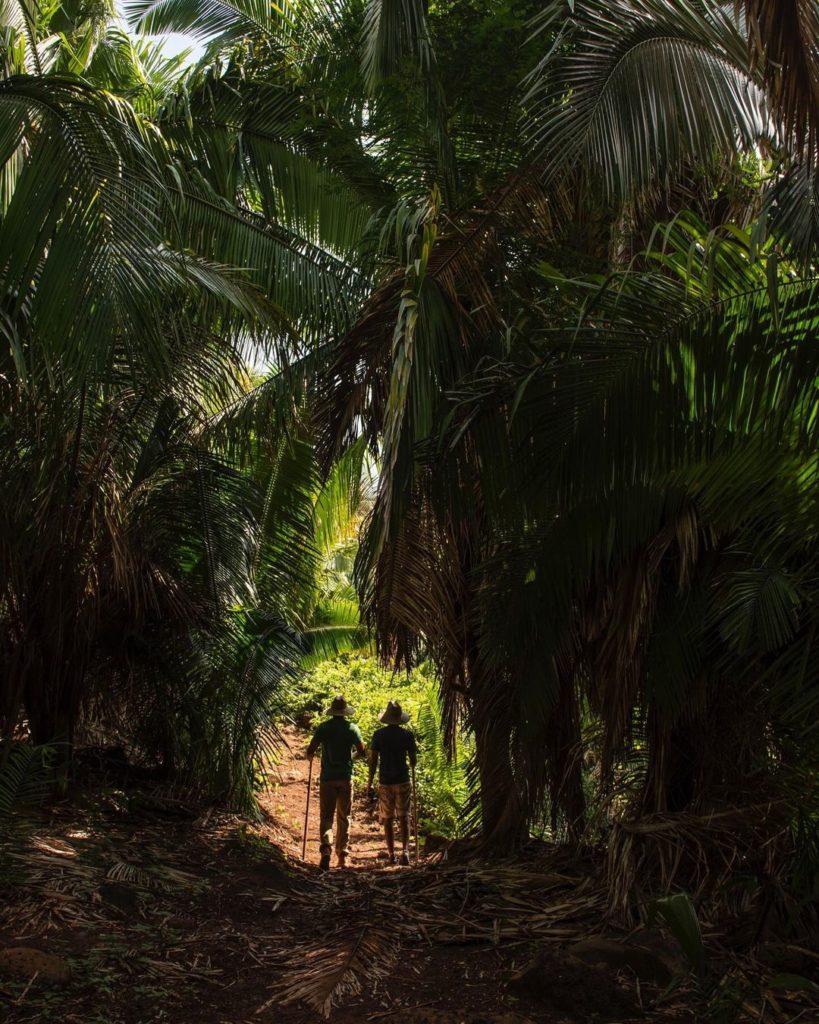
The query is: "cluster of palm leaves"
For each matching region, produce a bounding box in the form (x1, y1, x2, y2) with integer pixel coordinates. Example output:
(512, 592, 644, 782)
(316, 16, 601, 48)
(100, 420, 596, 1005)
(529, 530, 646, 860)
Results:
(231, 1, 815, 870)
(0, 0, 374, 807)
(2, 0, 818, 906)
(307, 0, 819, 868)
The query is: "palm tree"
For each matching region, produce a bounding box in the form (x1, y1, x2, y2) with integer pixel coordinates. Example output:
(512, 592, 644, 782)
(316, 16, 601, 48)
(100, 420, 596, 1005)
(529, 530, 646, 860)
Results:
(0, 3, 369, 805)
(314, 0, 819, 851)
(6, 0, 817, 872)
(444, 216, 819, 842)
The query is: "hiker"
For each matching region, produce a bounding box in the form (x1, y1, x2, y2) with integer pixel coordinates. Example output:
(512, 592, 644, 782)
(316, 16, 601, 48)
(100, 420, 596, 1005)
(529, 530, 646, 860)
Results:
(306, 695, 366, 871)
(367, 700, 417, 866)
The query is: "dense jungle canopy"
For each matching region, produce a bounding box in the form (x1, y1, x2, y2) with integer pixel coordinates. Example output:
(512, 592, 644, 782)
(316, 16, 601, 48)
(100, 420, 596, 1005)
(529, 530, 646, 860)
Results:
(1, 0, 819, 929)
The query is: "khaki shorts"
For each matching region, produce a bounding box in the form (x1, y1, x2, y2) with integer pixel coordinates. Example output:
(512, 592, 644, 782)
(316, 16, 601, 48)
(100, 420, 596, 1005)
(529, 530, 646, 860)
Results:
(378, 782, 412, 823)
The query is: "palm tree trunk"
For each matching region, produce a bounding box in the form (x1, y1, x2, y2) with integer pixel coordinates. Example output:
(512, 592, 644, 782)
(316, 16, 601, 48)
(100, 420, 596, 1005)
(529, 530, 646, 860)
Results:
(466, 650, 528, 847)
(474, 723, 527, 847)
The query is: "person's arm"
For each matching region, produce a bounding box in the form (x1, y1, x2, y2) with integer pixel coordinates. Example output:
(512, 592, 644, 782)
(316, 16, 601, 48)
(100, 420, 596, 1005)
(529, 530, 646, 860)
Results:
(353, 724, 366, 761)
(305, 723, 323, 760)
(367, 733, 379, 797)
(408, 731, 417, 769)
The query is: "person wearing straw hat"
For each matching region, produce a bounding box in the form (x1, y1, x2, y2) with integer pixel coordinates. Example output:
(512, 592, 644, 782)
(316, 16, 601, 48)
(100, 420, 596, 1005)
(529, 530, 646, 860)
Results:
(367, 701, 417, 866)
(306, 695, 365, 871)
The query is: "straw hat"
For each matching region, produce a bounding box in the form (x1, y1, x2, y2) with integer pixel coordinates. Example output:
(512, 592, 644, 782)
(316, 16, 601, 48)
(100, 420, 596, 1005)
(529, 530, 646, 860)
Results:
(379, 700, 410, 725)
(324, 695, 355, 717)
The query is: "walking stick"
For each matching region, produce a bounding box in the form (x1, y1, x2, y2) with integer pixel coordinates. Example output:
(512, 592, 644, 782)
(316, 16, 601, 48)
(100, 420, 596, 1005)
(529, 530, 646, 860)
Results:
(411, 764, 420, 866)
(302, 757, 313, 861)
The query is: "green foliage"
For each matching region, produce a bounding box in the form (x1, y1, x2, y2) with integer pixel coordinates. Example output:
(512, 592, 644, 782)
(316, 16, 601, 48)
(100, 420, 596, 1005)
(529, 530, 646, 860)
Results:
(412, 683, 472, 838)
(648, 893, 705, 973)
(0, 0, 374, 815)
(290, 654, 472, 837)
(3, 2, 819, 947)
(0, 744, 56, 889)
(0, 744, 56, 819)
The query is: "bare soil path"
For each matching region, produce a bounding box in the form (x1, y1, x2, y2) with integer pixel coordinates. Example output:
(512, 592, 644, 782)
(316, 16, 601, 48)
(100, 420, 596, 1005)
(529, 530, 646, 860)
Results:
(260, 724, 402, 871)
(0, 733, 728, 1024)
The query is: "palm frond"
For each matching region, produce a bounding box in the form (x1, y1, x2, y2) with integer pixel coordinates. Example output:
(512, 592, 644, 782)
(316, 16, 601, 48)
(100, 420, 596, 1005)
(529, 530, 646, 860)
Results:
(0, 0, 45, 74)
(361, 0, 456, 197)
(0, 745, 55, 818)
(125, 0, 294, 42)
(81, 26, 192, 111)
(269, 916, 397, 1018)
(299, 599, 366, 668)
(313, 434, 371, 557)
(525, 0, 769, 198)
(361, 0, 431, 92)
(742, 0, 819, 156)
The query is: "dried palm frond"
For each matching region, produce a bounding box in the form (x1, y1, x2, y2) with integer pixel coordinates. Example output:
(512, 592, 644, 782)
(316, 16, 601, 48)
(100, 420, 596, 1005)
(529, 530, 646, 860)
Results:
(283, 859, 606, 953)
(377, 861, 605, 947)
(0, 816, 215, 934)
(741, 0, 819, 156)
(106, 860, 155, 888)
(105, 857, 203, 891)
(30, 836, 78, 858)
(606, 799, 796, 924)
(264, 915, 397, 1018)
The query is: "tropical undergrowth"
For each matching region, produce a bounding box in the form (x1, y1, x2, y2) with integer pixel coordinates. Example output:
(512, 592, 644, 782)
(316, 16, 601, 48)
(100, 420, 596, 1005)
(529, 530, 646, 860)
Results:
(2, 0, 819, 961)
(286, 653, 472, 838)
(0, 1, 373, 815)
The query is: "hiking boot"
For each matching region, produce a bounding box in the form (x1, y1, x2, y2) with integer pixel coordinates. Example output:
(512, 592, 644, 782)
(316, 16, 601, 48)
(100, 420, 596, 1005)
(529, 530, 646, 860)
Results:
(399, 850, 410, 867)
(319, 853, 331, 872)
(336, 854, 348, 869)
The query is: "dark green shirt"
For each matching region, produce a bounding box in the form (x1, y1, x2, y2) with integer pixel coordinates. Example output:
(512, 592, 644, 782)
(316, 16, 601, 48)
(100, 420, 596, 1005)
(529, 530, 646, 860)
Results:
(311, 717, 364, 781)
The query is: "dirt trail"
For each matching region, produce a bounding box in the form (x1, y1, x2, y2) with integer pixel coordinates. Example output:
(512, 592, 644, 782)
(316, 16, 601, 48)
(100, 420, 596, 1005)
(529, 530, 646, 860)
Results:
(260, 724, 403, 871)
(1, 734, 729, 1024)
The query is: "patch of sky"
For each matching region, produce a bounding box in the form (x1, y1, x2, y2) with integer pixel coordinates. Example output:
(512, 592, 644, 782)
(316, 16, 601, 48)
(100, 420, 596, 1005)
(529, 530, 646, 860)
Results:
(114, 2, 204, 63)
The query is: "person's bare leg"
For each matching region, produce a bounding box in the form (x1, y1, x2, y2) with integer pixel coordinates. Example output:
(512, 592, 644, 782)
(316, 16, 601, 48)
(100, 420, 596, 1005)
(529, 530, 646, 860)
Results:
(398, 815, 410, 864)
(384, 819, 395, 860)
(399, 814, 410, 853)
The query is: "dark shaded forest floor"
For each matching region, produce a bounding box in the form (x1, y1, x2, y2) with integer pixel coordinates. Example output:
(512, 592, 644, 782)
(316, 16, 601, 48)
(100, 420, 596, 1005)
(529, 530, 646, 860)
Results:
(1, 730, 817, 1024)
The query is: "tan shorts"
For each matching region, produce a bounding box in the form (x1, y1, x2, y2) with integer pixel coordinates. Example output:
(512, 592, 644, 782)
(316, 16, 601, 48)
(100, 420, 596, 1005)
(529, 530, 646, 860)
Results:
(379, 782, 412, 823)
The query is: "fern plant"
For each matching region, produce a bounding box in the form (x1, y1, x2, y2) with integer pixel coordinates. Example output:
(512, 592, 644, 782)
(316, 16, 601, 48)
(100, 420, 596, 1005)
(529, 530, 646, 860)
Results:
(414, 681, 472, 839)
(0, 744, 56, 819)
(0, 743, 56, 889)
